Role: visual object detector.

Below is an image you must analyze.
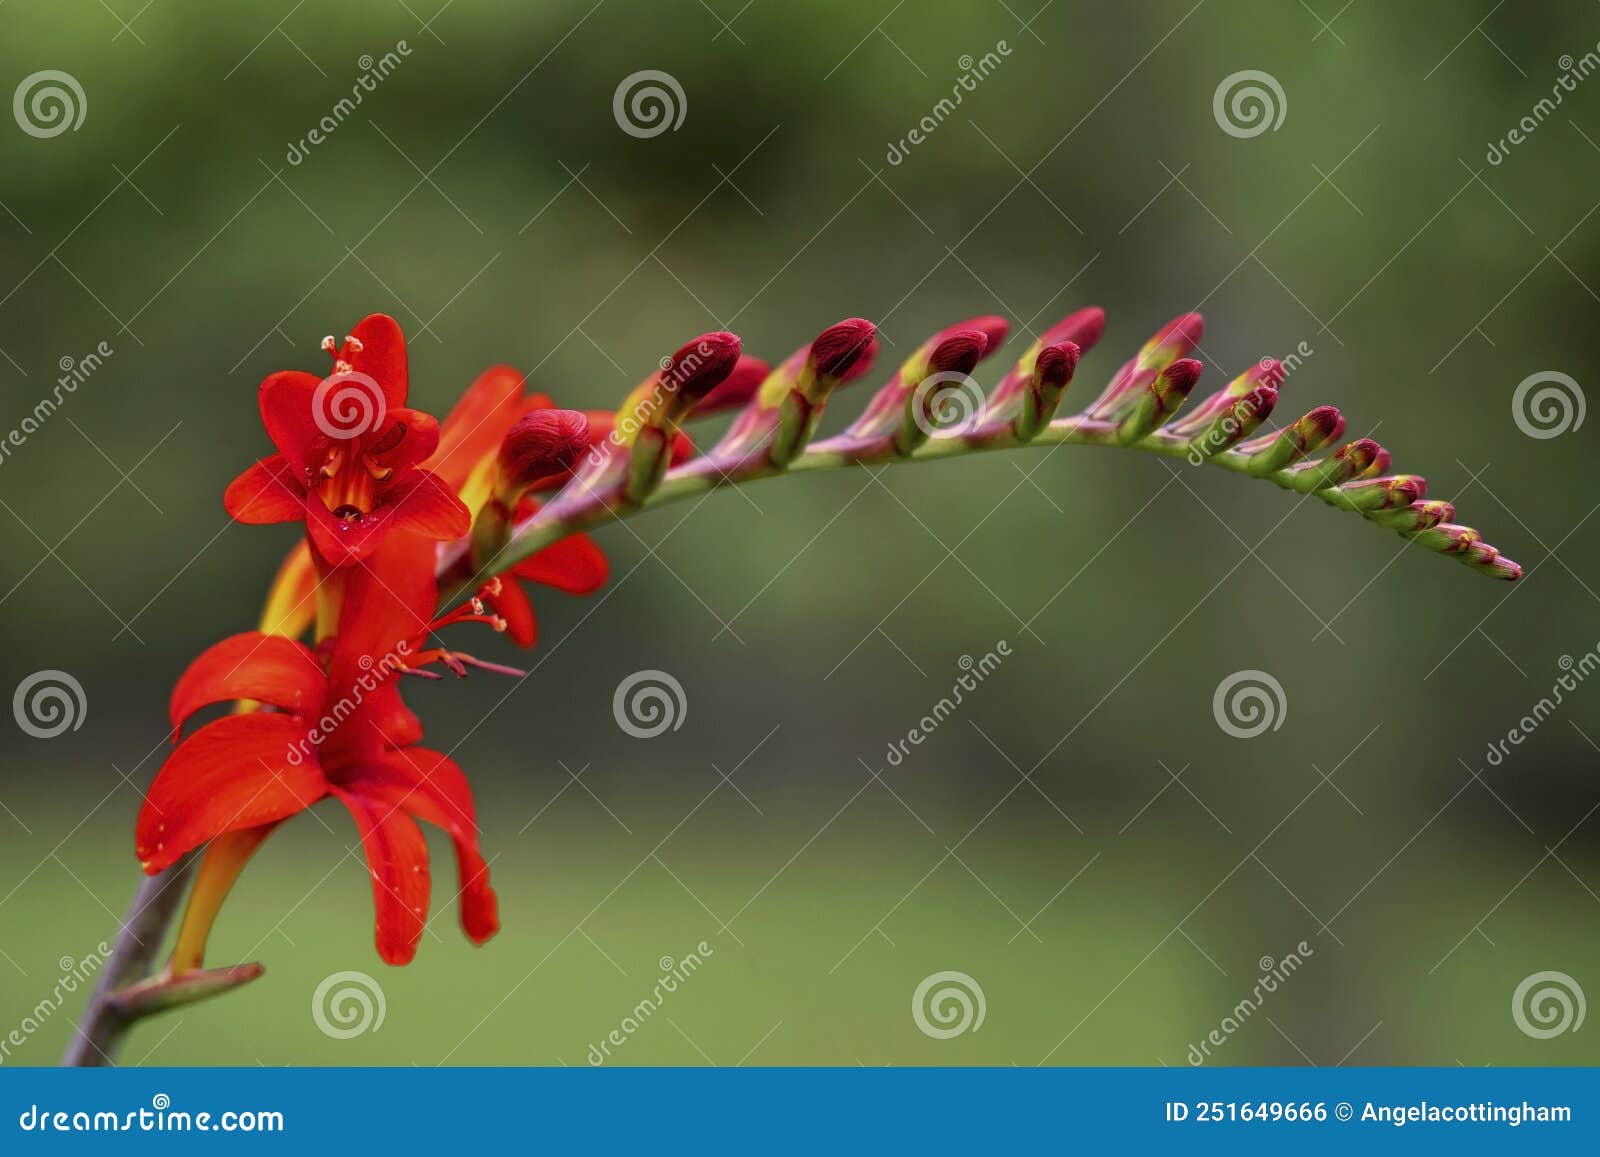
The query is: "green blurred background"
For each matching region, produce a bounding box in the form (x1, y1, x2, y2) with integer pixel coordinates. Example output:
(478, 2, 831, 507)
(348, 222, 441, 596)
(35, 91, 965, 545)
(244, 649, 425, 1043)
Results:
(1, 0, 1596, 1066)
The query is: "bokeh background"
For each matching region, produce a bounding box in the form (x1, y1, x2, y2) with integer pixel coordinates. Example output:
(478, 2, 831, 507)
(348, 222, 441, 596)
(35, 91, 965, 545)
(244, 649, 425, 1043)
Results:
(0, 0, 1596, 1067)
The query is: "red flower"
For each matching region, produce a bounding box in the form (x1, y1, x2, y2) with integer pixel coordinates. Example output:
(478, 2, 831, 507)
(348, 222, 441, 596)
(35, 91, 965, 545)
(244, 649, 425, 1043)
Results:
(223, 315, 470, 567)
(139, 534, 502, 966)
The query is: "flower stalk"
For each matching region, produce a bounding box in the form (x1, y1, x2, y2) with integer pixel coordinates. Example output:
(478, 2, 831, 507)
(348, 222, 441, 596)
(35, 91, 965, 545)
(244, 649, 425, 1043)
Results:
(72, 301, 1523, 1067)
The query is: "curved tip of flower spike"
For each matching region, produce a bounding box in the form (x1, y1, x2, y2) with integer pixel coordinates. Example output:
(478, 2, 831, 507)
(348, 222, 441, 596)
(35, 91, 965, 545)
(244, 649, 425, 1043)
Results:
(1486, 555, 1524, 581)
(110, 962, 266, 1021)
(810, 318, 878, 380)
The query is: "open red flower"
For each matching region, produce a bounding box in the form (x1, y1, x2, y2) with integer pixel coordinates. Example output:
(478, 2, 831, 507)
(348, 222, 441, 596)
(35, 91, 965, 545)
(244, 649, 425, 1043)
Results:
(223, 314, 470, 567)
(139, 534, 504, 966)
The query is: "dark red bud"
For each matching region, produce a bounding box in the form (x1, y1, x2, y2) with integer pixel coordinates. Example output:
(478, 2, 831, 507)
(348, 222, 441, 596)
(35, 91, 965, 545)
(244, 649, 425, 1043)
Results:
(927, 329, 988, 378)
(810, 318, 877, 380)
(1160, 358, 1205, 399)
(499, 408, 590, 488)
(663, 331, 743, 398)
(1336, 438, 1382, 475)
(1305, 405, 1345, 443)
(1034, 341, 1081, 388)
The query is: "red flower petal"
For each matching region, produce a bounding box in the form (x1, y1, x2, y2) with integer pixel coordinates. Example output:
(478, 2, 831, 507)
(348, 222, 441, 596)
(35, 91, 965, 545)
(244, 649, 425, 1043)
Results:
(304, 497, 388, 566)
(487, 577, 537, 647)
(329, 785, 430, 966)
(341, 747, 499, 945)
(168, 631, 325, 738)
(367, 408, 440, 476)
(430, 365, 527, 493)
(382, 470, 472, 541)
(341, 314, 409, 410)
(512, 532, 608, 594)
(320, 536, 435, 757)
(257, 370, 324, 474)
(137, 714, 326, 874)
(223, 454, 307, 525)
(329, 534, 438, 668)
